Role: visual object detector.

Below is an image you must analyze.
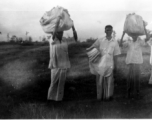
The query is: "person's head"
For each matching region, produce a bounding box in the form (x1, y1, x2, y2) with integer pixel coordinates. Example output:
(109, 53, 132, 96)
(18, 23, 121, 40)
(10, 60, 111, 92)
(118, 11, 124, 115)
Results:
(55, 31, 64, 41)
(130, 34, 138, 41)
(105, 25, 113, 37)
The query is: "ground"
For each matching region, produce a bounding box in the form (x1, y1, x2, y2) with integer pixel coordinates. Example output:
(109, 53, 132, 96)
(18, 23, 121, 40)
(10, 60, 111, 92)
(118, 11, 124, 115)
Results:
(0, 41, 152, 119)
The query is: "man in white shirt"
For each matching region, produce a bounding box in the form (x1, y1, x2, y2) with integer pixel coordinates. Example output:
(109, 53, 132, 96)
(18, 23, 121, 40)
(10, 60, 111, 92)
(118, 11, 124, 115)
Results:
(87, 25, 121, 101)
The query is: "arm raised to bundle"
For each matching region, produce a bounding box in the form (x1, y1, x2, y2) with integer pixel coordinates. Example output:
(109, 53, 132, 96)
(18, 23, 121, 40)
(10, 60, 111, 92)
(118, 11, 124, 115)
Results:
(119, 31, 125, 47)
(72, 25, 78, 42)
(52, 16, 61, 40)
(143, 21, 149, 42)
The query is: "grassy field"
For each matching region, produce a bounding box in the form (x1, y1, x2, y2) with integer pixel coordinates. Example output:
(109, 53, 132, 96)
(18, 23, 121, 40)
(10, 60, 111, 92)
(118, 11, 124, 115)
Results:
(0, 41, 152, 118)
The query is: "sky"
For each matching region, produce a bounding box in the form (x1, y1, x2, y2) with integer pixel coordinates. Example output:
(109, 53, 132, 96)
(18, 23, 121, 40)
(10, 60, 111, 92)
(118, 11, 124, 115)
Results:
(0, 0, 152, 41)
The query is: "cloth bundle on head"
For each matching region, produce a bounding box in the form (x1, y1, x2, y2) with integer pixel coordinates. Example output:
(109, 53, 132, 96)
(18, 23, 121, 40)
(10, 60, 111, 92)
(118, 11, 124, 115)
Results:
(124, 13, 147, 36)
(40, 6, 73, 34)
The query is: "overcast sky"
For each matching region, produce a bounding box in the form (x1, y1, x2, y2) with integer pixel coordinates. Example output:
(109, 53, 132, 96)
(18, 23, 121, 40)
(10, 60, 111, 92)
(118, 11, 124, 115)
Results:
(0, 0, 152, 41)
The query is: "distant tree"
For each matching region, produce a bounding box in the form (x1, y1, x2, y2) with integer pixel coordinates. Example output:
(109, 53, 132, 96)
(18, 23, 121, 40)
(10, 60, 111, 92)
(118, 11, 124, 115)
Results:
(18, 37, 23, 43)
(86, 37, 97, 44)
(10, 35, 18, 42)
(42, 37, 46, 42)
(29, 36, 32, 42)
(7, 33, 10, 41)
(65, 36, 75, 43)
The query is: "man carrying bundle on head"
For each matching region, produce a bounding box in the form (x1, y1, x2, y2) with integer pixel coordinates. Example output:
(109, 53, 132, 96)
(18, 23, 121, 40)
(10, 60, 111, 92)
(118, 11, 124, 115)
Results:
(120, 13, 149, 99)
(40, 6, 78, 101)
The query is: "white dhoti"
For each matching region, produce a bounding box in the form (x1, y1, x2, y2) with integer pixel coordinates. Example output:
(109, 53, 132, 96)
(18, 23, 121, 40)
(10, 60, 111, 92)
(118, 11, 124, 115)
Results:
(96, 73, 114, 100)
(47, 68, 67, 101)
(89, 53, 114, 100)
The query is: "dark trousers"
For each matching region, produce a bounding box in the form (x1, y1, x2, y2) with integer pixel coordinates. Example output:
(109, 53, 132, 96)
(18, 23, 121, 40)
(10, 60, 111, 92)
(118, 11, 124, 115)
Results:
(127, 64, 140, 97)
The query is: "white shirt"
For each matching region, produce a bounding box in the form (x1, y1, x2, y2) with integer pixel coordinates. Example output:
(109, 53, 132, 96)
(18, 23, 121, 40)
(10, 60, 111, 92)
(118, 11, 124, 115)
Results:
(48, 36, 71, 69)
(89, 36, 121, 76)
(93, 37, 121, 57)
(124, 37, 145, 64)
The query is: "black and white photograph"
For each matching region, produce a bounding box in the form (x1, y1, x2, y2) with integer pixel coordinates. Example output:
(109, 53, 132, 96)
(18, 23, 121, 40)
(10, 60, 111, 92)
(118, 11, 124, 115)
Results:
(0, 0, 152, 119)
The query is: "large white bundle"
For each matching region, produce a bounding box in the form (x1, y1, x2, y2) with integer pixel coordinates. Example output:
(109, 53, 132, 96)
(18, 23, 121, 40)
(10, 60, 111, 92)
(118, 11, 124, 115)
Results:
(86, 48, 101, 75)
(40, 6, 73, 33)
(124, 13, 147, 36)
(87, 48, 113, 76)
(87, 48, 101, 63)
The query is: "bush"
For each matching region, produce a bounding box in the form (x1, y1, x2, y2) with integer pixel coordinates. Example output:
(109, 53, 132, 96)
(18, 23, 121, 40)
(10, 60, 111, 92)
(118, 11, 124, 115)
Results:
(86, 38, 97, 44)
(21, 41, 34, 46)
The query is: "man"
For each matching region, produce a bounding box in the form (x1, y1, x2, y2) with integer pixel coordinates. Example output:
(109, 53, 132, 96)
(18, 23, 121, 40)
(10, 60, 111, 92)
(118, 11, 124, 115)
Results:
(87, 25, 121, 100)
(119, 21, 149, 99)
(47, 16, 77, 101)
